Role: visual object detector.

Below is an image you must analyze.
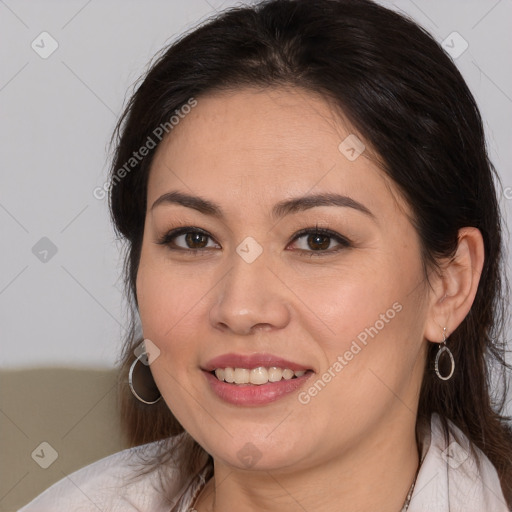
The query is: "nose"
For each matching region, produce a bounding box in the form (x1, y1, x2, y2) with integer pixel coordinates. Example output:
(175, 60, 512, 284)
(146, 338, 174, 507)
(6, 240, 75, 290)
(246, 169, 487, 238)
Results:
(208, 250, 292, 336)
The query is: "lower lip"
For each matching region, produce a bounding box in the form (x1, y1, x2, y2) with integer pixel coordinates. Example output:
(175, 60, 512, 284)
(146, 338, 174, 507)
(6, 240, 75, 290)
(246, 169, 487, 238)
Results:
(203, 370, 313, 406)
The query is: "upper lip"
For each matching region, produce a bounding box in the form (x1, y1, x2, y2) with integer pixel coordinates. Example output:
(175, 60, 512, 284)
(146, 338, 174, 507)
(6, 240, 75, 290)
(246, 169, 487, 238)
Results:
(202, 353, 312, 372)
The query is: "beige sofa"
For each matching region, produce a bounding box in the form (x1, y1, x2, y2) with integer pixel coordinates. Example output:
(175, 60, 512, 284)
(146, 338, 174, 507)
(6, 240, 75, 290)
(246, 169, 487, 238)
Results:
(0, 368, 130, 511)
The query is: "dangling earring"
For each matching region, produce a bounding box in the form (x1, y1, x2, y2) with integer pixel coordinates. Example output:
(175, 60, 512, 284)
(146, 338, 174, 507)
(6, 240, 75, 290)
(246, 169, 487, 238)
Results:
(128, 352, 162, 404)
(434, 327, 455, 381)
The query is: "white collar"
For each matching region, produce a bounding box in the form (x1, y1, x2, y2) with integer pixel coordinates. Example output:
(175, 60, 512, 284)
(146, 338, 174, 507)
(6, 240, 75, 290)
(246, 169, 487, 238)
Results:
(408, 412, 508, 511)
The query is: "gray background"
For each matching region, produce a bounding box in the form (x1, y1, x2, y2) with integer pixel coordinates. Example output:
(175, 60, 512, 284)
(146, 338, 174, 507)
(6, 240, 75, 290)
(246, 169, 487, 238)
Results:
(1, 0, 511, 376)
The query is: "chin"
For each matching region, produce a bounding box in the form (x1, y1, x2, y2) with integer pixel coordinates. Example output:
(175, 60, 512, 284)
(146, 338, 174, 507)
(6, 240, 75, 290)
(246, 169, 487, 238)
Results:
(203, 432, 308, 472)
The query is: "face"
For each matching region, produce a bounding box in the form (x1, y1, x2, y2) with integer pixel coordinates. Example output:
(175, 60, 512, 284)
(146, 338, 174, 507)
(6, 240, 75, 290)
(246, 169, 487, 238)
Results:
(136, 87, 430, 473)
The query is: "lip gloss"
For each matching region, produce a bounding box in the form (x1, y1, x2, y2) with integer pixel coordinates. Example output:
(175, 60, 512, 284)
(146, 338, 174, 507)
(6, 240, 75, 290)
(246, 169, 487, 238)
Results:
(203, 370, 312, 406)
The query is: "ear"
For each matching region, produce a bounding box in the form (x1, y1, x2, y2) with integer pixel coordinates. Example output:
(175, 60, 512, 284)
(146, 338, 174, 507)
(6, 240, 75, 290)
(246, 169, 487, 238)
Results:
(423, 227, 485, 342)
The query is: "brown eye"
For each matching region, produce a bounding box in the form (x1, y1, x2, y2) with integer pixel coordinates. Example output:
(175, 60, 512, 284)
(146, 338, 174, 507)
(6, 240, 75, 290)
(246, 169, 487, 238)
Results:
(305, 233, 331, 251)
(156, 227, 220, 253)
(184, 231, 209, 249)
(289, 227, 351, 256)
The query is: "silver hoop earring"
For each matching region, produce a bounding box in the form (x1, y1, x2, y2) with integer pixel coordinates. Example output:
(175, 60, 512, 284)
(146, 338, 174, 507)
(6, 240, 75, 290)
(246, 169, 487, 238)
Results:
(434, 327, 455, 381)
(128, 353, 162, 404)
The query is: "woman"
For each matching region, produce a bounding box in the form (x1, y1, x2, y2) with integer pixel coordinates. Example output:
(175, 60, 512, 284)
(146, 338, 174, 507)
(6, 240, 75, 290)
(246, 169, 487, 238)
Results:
(19, 0, 512, 510)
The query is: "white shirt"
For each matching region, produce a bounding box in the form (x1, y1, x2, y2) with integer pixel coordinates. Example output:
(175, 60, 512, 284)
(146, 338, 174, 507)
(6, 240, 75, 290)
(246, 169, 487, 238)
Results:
(18, 413, 509, 511)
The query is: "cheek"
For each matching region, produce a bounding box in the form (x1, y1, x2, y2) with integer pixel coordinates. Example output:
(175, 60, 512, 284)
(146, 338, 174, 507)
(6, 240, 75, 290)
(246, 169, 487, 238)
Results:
(135, 262, 207, 414)
(290, 260, 406, 349)
(137, 264, 203, 346)
(292, 253, 424, 398)
(294, 285, 423, 439)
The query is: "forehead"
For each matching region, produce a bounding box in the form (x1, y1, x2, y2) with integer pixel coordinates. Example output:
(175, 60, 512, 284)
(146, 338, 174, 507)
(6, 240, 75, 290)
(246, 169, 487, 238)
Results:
(146, 86, 407, 221)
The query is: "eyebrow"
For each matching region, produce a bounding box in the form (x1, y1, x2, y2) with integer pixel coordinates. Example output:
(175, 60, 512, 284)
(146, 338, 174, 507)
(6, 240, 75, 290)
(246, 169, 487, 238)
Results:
(151, 190, 375, 220)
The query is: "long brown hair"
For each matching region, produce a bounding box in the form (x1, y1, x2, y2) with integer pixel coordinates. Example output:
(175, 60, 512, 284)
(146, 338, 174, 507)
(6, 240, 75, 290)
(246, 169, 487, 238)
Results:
(108, 0, 512, 504)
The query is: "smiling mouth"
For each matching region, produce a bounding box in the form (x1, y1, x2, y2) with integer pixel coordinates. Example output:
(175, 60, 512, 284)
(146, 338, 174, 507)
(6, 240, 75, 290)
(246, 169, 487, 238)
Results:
(210, 367, 313, 385)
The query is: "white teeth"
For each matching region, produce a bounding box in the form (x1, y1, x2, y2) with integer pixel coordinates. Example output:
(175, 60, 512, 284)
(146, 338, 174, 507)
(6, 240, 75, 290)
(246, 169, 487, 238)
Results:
(213, 366, 308, 385)
(234, 368, 250, 384)
(250, 367, 268, 385)
(268, 366, 283, 382)
(224, 367, 234, 383)
(282, 369, 294, 380)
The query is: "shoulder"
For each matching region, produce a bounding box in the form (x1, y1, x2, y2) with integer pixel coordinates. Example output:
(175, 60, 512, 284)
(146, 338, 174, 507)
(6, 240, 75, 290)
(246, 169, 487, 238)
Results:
(18, 435, 186, 512)
(410, 412, 509, 512)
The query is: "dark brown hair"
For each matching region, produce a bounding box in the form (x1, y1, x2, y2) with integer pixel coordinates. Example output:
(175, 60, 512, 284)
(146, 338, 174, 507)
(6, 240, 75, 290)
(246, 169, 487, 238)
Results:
(108, 0, 512, 504)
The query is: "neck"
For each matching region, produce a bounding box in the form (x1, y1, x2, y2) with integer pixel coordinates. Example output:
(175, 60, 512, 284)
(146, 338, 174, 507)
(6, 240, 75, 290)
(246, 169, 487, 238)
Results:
(194, 412, 421, 512)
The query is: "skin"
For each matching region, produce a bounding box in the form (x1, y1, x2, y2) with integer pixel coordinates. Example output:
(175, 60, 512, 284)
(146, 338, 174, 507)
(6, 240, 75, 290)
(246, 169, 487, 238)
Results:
(135, 86, 484, 512)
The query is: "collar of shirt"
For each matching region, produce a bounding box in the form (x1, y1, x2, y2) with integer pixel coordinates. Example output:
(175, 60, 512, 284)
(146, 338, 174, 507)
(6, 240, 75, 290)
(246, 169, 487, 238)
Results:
(407, 412, 508, 511)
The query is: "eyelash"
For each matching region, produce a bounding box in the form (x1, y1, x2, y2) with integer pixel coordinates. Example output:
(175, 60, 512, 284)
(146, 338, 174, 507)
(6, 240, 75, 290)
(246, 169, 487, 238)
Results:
(155, 224, 352, 258)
